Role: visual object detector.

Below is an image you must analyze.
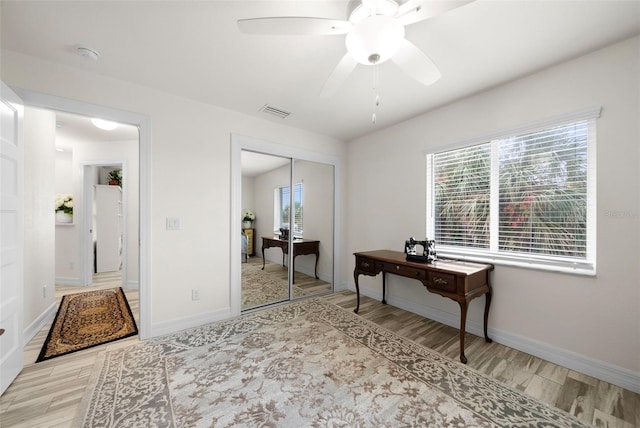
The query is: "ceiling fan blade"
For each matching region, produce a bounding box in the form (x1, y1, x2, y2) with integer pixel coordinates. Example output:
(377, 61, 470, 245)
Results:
(397, 0, 474, 26)
(320, 53, 358, 97)
(391, 39, 441, 86)
(238, 17, 351, 35)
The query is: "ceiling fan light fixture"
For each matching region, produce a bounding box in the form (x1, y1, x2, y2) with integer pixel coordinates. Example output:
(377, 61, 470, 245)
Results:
(350, 0, 399, 23)
(345, 15, 405, 65)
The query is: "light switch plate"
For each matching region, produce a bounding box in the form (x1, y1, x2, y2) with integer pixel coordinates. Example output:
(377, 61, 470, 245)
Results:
(166, 217, 180, 230)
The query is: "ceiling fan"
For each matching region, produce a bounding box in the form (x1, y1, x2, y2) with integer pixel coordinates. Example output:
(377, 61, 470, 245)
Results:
(238, 0, 473, 97)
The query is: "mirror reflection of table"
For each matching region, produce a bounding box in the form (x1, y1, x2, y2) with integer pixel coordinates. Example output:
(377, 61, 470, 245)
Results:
(261, 236, 319, 284)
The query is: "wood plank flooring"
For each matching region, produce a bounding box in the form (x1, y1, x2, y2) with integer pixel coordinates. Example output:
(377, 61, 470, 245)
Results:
(1, 272, 140, 427)
(1, 282, 638, 427)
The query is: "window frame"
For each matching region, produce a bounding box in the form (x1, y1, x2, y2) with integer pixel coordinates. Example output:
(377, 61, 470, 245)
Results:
(426, 107, 600, 275)
(274, 182, 304, 237)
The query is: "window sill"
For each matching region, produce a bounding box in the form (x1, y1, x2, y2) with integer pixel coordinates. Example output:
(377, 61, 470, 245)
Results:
(437, 250, 596, 276)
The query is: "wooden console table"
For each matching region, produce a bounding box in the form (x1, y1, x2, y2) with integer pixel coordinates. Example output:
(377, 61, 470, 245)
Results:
(353, 250, 493, 364)
(262, 236, 320, 284)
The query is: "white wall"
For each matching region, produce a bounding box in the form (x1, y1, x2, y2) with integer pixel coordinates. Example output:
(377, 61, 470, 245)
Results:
(346, 36, 640, 383)
(53, 150, 76, 280)
(23, 107, 56, 335)
(253, 162, 290, 257)
(294, 160, 334, 280)
(241, 175, 255, 226)
(1, 49, 347, 331)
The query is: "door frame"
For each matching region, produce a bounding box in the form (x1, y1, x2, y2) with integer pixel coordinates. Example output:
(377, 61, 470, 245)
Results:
(14, 89, 152, 339)
(230, 133, 342, 316)
(0, 82, 25, 395)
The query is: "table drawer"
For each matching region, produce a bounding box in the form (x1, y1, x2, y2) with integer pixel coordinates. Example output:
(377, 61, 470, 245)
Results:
(427, 271, 457, 293)
(356, 257, 376, 273)
(377, 261, 426, 280)
(293, 242, 317, 255)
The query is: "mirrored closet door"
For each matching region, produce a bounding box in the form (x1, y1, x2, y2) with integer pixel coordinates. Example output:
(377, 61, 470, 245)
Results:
(240, 150, 334, 311)
(290, 159, 334, 300)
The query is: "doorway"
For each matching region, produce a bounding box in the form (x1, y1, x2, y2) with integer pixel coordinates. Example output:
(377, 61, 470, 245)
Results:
(17, 88, 151, 339)
(81, 162, 128, 288)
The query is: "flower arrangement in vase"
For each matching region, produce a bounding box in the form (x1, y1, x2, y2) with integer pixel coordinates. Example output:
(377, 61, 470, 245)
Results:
(242, 210, 255, 229)
(55, 193, 73, 223)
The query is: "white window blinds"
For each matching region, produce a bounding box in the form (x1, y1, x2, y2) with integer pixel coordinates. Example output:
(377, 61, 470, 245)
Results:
(427, 110, 598, 274)
(278, 183, 304, 236)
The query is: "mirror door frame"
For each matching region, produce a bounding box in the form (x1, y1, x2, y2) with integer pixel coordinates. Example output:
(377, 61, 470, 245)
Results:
(230, 134, 342, 316)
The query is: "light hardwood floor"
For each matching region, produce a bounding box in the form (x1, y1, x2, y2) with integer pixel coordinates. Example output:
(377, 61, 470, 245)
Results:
(1, 280, 638, 427)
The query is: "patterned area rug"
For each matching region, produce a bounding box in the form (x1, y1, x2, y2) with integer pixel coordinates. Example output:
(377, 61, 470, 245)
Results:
(76, 298, 587, 427)
(241, 259, 329, 309)
(37, 287, 137, 362)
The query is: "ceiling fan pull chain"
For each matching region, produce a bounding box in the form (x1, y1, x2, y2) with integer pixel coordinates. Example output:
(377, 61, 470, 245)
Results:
(372, 63, 380, 124)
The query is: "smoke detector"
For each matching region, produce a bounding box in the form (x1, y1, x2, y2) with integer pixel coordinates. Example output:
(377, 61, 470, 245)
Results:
(76, 46, 100, 61)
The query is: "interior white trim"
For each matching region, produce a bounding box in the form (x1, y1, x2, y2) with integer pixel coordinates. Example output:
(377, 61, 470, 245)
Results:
(230, 133, 342, 316)
(22, 302, 57, 347)
(150, 306, 233, 337)
(351, 282, 640, 394)
(12, 87, 152, 340)
(54, 276, 82, 286)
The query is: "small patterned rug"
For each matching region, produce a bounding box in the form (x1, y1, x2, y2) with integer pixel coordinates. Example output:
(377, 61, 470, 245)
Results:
(37, 287, 137, 362)
(76, 298, 587, 427)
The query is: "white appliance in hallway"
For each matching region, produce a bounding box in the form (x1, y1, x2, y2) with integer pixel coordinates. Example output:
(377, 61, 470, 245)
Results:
(94, 184, 122, 273)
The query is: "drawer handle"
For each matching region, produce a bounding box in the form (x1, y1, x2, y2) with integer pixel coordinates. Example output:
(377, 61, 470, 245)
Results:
(362, 262, 370, 268)
(396, 265, 400, 271)
(433, 277, 448, 286)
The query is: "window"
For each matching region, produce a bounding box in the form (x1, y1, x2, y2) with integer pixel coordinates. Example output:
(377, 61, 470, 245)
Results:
(274, 183, 303, 236)
(426, 110, 598, 274)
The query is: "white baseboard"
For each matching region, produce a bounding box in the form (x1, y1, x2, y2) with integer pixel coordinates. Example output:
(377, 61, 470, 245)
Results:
(150, 306, 233, 338)
(55, 276, 82, 286)
(23, 302, 57, 346)
(125, 280, 139, 290)
(349, 284, 640, 394)
(258, 254, 331, 283)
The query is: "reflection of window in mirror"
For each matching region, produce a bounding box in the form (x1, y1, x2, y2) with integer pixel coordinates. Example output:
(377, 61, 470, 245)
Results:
(274, 183, 303, 237)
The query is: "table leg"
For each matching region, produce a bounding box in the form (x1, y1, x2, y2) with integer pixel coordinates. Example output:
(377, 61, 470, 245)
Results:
(314, 251, 319, 279)
(483, 288, 493, 343)
(261, 244, 266, 270)
(292, 255, 296, 284)
(353, 270, 361, 314)
(457, 300, 469, 364)
(381, 272, 387, 305)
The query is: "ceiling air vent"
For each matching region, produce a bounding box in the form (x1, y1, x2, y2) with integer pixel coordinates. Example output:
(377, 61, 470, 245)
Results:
(260, 104, 291, 119)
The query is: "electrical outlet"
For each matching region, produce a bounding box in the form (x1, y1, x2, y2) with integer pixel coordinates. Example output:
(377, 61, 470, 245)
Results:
(191, 289, 200, 301)
(43, 284, 47, 298)
(69, 261, 75, 270)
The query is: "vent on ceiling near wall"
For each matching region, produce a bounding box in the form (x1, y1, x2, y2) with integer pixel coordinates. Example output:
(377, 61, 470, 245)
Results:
(260, 104, 291, 119)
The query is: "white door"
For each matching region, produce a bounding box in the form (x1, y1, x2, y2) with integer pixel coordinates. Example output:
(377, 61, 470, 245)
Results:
(0, 82, 24, 395)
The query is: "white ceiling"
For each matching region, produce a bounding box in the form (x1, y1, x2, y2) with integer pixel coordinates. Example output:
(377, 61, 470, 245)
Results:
(54, 111, 139, 151)
(241, 150, 291, 177)
(2, 1, 639, 142)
